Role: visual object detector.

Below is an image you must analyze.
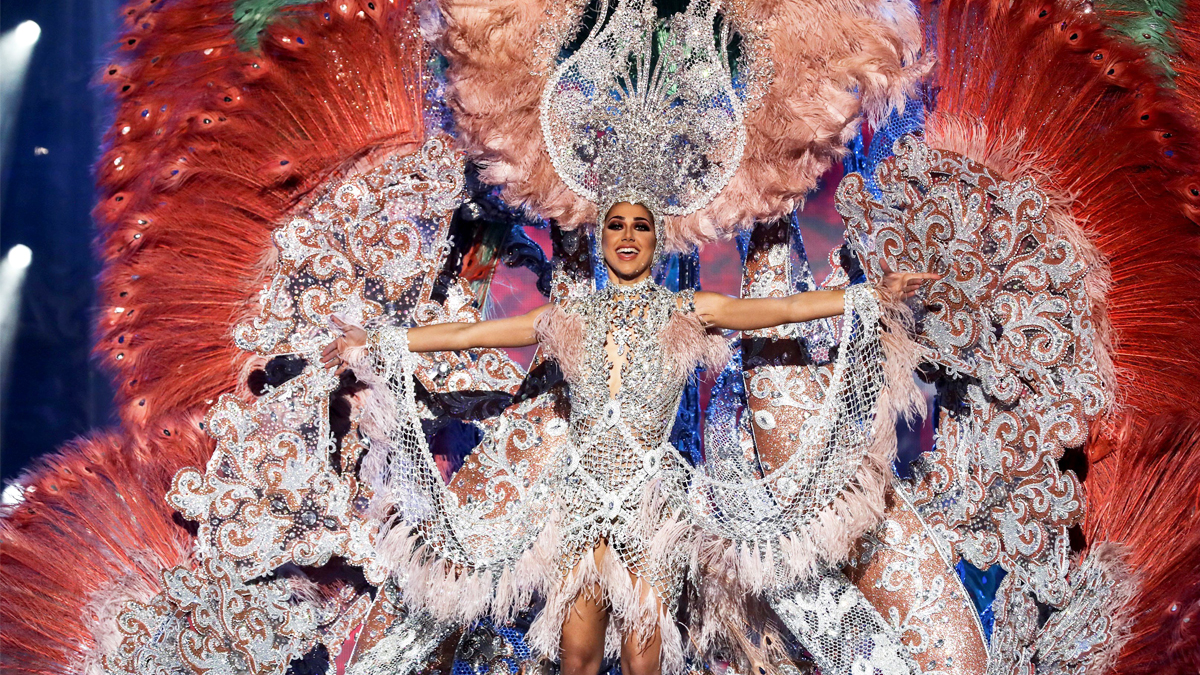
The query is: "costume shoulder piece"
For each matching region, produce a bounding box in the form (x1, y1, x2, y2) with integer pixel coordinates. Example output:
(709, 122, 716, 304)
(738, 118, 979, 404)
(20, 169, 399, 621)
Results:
(662, 288, 730, 375)
(534, 299, 586, 381)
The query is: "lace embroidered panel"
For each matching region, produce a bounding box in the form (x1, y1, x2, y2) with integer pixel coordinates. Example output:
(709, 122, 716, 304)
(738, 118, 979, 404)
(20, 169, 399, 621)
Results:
(770, 568, 918, 675)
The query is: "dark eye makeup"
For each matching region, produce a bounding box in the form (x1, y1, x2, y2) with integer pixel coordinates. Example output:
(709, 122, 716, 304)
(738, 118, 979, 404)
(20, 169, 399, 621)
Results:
(606, 218, 652, 233)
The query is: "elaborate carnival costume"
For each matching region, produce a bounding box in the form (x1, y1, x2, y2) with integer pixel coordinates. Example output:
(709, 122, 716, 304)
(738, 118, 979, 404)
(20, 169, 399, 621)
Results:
(2, 1, 1199, 675)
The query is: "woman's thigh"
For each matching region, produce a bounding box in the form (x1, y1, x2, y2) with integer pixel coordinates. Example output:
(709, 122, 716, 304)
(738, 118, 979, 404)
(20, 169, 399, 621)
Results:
(618, 570, 663, 675)
(559, 546, 611, 675)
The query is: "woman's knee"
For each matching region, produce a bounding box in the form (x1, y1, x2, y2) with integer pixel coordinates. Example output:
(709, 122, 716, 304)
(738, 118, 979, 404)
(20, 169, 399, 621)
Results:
(620, 633, 662, 675)
(621, 654, 661, 675)
(560, 587, 608, 675)
(559, 648, 604, 675)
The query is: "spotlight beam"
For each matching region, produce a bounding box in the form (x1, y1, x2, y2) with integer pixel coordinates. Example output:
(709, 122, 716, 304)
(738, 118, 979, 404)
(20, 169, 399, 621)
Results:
(0, 245, 33, 439)
(1, 21, 42, 174)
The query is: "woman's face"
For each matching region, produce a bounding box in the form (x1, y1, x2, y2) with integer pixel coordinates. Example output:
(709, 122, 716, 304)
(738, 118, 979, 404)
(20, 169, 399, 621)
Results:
(601, 202, 656, 284)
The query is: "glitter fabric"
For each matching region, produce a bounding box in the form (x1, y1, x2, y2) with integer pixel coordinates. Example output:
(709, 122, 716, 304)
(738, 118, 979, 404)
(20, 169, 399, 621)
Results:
(540, 0, 747, 226)
(350, 272, 915, 673)
(845, 490, 990, 674)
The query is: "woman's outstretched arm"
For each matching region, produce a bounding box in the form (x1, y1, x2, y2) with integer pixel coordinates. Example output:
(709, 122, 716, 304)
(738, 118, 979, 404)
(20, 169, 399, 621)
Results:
(405, 304, 552, 352)
(693, 289, 846, 331)
(320, 304, 552, 370)
(693, 265, 939, 332)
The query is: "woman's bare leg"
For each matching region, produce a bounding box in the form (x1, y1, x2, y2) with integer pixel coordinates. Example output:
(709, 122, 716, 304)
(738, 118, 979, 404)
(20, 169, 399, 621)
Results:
(619, 573, 663, 675)
(559, 547, 610, 675)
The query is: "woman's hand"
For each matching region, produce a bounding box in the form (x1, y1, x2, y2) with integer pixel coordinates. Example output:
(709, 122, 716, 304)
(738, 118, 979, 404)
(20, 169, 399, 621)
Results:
(880, 261, 941, 301)
(320, 315, 367, 373)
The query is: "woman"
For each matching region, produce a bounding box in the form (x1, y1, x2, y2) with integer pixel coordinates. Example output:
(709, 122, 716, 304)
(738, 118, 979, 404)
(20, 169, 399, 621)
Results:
(322, 201, 934, 675)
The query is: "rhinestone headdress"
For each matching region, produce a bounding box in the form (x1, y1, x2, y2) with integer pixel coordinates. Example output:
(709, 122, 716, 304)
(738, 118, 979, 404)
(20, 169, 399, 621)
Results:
(540, 0, 746, 230)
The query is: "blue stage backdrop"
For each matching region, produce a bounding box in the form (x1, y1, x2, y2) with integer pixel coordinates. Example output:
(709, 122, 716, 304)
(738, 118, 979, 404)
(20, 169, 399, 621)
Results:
(1, 0, 120, 479)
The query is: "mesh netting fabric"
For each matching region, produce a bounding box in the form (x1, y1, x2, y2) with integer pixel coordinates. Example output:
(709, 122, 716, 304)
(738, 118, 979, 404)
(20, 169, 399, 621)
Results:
(681, 285, 884, 543)
(354, 283, 892, 589)
(771, 567, 918, 675)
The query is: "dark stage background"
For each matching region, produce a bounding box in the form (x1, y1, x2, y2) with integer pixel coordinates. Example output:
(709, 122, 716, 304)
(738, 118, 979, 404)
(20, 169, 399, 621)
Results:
(1, 0, 121, 480)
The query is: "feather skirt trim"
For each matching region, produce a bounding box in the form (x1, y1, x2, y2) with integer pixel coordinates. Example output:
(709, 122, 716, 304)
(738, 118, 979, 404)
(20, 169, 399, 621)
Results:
(527, 544, 687, 675)
(370, 515, 688, 675)
(368, 515, 562, 626)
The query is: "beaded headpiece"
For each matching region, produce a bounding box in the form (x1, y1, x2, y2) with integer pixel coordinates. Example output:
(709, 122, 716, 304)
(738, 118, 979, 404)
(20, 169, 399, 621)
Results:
(540, 0, 746, 231)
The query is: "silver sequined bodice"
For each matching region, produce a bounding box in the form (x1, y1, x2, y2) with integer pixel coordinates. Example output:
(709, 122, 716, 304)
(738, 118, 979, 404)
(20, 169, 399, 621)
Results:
(566, 282, 693, 449)
(554, 281, 695, 582)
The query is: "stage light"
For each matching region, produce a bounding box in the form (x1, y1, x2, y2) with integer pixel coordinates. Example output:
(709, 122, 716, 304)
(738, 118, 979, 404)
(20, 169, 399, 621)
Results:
(1, 21, 43, 167)
(1, 482, 25, 507)
(14, 21, 41, 47)
(0, 244, 33, 406)
(6, 244, 32, 270)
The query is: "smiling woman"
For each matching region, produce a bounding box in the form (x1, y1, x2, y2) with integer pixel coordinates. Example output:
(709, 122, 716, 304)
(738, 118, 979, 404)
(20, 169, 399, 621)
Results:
(601, 202, 658, 282)
(321, 197, 933, 675)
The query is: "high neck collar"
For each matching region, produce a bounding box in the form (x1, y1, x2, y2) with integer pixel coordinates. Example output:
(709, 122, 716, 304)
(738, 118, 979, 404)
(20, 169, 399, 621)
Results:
(604, 276, 656, 296)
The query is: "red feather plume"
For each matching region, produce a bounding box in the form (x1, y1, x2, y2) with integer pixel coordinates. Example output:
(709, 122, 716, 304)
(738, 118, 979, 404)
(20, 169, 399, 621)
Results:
(1084, 414, 1200, 675)
(0, 422, 210, 673)
(919, 0, 1200, 439)
(92, 0, 425, 444)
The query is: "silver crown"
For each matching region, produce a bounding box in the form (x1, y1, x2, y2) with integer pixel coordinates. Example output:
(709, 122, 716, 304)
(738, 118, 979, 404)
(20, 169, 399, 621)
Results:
(540, 0, 747, 227)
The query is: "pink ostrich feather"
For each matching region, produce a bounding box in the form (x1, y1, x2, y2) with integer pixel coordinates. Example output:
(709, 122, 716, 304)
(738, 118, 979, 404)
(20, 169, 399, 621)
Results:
(527, 543, 688, 675)
(534, 304, 586, 380)
(660, 311, 732, 375)
(431, 0, 929, 251)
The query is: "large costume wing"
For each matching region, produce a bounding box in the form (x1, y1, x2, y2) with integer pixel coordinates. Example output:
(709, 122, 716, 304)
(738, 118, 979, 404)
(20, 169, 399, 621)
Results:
(2, 2, 477, 672)
(829, 0, 1200, 671)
